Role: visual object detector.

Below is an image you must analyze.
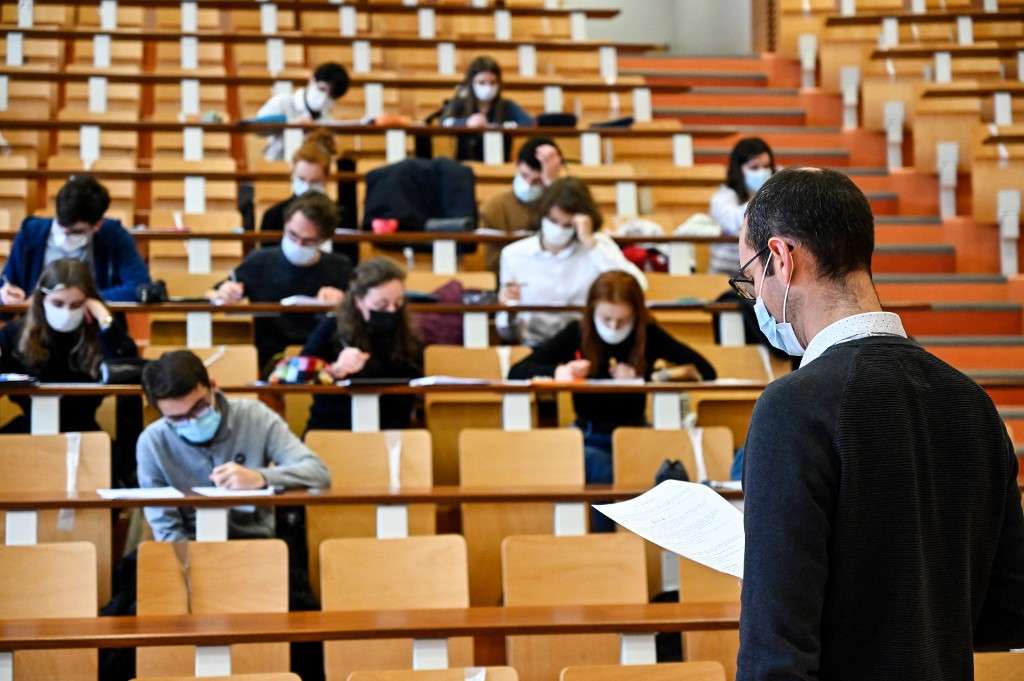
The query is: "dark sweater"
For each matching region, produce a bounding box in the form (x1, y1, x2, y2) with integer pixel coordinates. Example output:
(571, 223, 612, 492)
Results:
(230, 246, 352, 373)
(508, 321, 717, 432)
(0, 317, 138, 432)
(739, 336, 1024, 681)
(301, 316, 422, 432)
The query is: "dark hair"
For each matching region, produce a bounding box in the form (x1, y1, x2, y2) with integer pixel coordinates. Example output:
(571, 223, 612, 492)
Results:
(516, 137, 561, 172)
(535, 177, 603, 232)
(725, 137, 775, 203)
(312, 62, 350, 100)
(744, 168, 875, 280)
(581, 271, 649, 377)
(18, 259, 104, 375)
(55, 175, 110, 226)
(283, 191, 339, 241)
(337, 258, 420, 364)
(142, 350, 211, 406)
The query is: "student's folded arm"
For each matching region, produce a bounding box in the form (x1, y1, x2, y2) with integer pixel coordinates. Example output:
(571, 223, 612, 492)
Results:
(99, 226, 152, 302)
(136, 434, 188, 542)
(300, 317, 337, 360)
(507, 323, 579, 379)
(258, 403, 332, 489)
(648, 324, 717, 380)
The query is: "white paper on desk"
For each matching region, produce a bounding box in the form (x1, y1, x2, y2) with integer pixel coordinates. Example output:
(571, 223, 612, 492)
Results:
(409, 376, 490, 387)
(191, 486, 276, 497)
(280, 294, 324, 306)
(97, 486, 185, 500)
(585, 378, 645, 386)
(594, 480, 745, 579)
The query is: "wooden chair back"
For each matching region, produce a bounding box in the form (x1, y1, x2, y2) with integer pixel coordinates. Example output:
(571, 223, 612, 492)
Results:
(975, 652, 1024, 680)
(679, 560, 741, 681)
(142, 345, 258, 386)
(349, 671, 518, 681)
(459, 429, 584, 606)
(502, 534, 648, 681)
(132, 676, 300, 681)
(645, 273, 730, 303)
(320, 535, 472, 681)
(560, 661, 726, 681)
(406, 271, 496, 293)
(136, 540, 289, 676)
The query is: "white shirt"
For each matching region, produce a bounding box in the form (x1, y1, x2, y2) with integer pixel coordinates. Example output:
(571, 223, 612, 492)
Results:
(497, 232, 648, 347)
(256, 88, 334, 160)
(800, 311, 908, 368)
(708, 184, 747, 275)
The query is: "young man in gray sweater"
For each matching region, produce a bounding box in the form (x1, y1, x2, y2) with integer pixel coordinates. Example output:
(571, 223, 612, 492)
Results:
(137, 349, 331, 541)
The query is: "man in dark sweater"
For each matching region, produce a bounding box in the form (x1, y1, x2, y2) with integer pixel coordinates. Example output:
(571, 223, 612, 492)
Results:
(210, 191, 352, 374)
(731, 168, 1024, 680)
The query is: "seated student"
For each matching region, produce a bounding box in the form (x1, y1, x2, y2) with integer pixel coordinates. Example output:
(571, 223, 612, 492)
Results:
(709, 137, 775, 274)
(211, 191, 353, 375)
(509, 271, 716, 491)
(258, 129, 338, 233)
(302, 258, 422, 432)
(439, 56, 535, 161)
(138, 349, 331, 542)
(257, 62, 350, 160)
(497, 177, 647, 347)
(480, 137, 564, 233)
(0, 258, 138, 433)
(0, 175, 150, 304)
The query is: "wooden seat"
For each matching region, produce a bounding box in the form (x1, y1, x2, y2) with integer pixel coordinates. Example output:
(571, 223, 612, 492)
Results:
(233, 43, 306, 77)
(142, 345, 258, 387)
(136, 539, 290, 676)
(349, 670, 518, 681)
(501, 534, 648, 681)
(0, 433, 112, 604)
(975, 652, 1024, 680)
(0, 542, 97, 680)
(146, 210, 246, 266)
(0, 156, 31, 226)
(560, 661, 726, 681)
(153, 130, 234, 160)
(303, 430, 436, 599)
(319, 535, 473, 681)
(150, 158, 239, 214)
(678, 560, 740, 680)
(460, 428, 584, 606)
(154, 40, 226, 75)
(45, 156, 135, 220)
(133, 676, 300, 681)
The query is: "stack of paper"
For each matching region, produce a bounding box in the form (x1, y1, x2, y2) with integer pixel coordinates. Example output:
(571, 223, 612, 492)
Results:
(191, 486, 276, 497)
(97, 487, 185, 500)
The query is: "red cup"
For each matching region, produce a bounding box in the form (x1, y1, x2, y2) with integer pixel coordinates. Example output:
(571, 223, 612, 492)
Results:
(371, 218, 399, 234)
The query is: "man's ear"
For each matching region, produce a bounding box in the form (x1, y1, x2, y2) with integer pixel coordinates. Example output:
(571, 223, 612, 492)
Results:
(766, 236, 794, 280)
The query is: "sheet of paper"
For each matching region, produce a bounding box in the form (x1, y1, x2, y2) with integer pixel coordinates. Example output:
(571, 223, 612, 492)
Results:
(594, 480, 745, 579)
(585, 378, 645, 386)
(280, 294, 324, 306)
(97, 487, 185, 500)
(191, 486, 276, 498)
(409, 376, 490, 386)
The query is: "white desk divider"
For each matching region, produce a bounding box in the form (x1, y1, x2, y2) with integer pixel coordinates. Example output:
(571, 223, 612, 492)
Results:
(0, 76, 8, 111)
(570, 11, 587, 41)
(994, 92, 1013, 127)
(0, 652, 11, 681)
(543, 85, 563, 114)
(181, 78, 200, 115)
(411, 638, 448, 670)
(283, 126, 303, 161)
(934, 51, 952, 84)
(718, 311, 745, 347)
(402, 0, 418, 6)
(956, 16, 973, 46)
(187, 238, 212, 274)
(17, 0, 32, 28)
(668, 243, 696, 275)
(470, 0, 487, 6)
(93, 34, 112, 69)
(364, 82, 384, 119)
(673, 134, 694, 167)
(518, 44, 537, 77)
(910, 0, 926, 11)
(195, 646, 231, 676)
(183, 175, 206, 214)
(30, 396, 59, 435)
(599, 46, 618, 82)
(553, 503, 587, 536)
(186, 311, 213, 349)
(493, 9, 512, 41)
(351, 394, 381, 432)
(180, 36, 199, 69)
(6, 32, 23, 67)
(936, 141, 959, 219)
(1019, 52, 1024, 82)
(437, 42, 456, 75)
(483, 131, 504, 165)
(879, 17, 898, 49)
(260, 2, 278, 34)
(431, 239, 457, 275)
(884, 100, 905, 170)
(386, 128, 408, 163)
(339, 5, 357, 36)
(632, 87, 653, 123)
(839, 0, 855, 16)
(462, 313, 488, 349)
(266, 38, 284, 76)
(100, 0, 118, 30)
(353, 40, 371, 74)
(184, 125, 204, 161)
(580, 132, 601, 166)
(80, 124, 100, 169)
(5, 511, 37, 546)
(798, 34, 817, 88)
(616, 181, 639, 217)
(660, 550, 680, 592)
(195, 507, 228, 542)
(376, 505, 410, 539)
(502, 393, 531, 431)
(418, 7, 436, 39)
(998, 189, 1021, 276)
(984, 0, 999, 10)
(839, 66, 859, 129)
(88, 76, 108, 114)
(620, 634, 658, 665)
(181, 1, 198, 32)
(652, 393, 682, 430)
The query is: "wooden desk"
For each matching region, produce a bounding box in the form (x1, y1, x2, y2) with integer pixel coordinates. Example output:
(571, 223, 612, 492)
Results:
(827, 10, 1024, 27)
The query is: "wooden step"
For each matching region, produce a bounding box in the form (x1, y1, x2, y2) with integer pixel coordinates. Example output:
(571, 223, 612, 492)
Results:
(626, 70, 769, 88)
(877, 274, 1011, 302)
(921, 337, 1024, 370)
(974, 375, 1024, 408)
(692, 128, 888, 168)
(656, 106, 808, 127)
(620, 55, 770, 74)
(1000, 407, 1024, 447)
(873, 244, 956, 274)
(876, 217, 946, 245)
(900, 303, 1023, 337)
(695, 145, 849, 166)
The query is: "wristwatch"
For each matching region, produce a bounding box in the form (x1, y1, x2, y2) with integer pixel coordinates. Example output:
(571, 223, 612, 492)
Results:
(99, 313, 114, 330)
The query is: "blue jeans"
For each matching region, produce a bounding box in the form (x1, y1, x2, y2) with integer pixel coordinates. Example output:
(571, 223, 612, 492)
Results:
(578, 421, 614, 532)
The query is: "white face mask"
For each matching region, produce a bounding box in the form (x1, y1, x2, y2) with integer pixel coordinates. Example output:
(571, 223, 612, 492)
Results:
(292, 177, 325, 197)
(593, 315, 634, 345)
(541, 217, 575, 249)
(51, 225, 90, 253)
(512, 173, 542, 204)
(743, 167, 772, 194)
(472, 82, 498, 103)
(305, 84, 329, 113)
(281, 236, 320, 266)
(43, 301, 85, 333)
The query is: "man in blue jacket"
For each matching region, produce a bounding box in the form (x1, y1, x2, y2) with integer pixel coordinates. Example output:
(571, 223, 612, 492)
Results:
(0, 175, 150, 303)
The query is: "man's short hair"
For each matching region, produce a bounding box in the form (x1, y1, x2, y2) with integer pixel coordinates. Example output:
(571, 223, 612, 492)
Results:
(313, 62, 350, 100)
(142, 350, 211, 406)
(516, 137, 561, 172)
(284, 191, 340, 241)
(55, 175, 110, 226)
(744, 168, 875, 280)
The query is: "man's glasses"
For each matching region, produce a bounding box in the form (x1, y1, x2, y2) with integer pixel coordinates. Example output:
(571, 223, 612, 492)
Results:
(163, 399, 213, 425)
(728, 247, 770, 301)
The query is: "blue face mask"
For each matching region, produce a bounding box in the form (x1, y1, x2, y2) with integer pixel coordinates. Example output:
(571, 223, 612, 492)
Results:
(744, 167, 771, 194)
(753, 251, 805, 357)
(173, 405, 222, 444)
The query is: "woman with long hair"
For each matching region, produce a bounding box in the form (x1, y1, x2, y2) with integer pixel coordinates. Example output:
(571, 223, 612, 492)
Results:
(0, 258, 138, 432)
(709, 137, 776, 274)
(301, 257, 422, 431)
